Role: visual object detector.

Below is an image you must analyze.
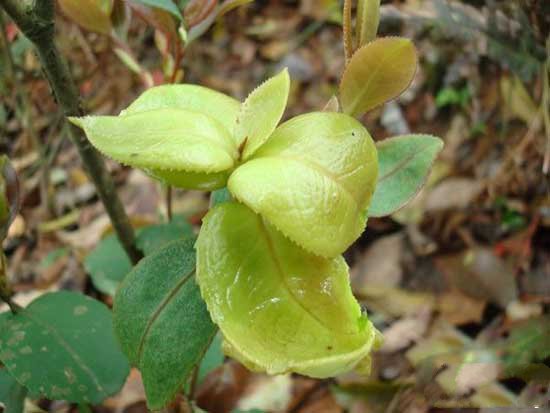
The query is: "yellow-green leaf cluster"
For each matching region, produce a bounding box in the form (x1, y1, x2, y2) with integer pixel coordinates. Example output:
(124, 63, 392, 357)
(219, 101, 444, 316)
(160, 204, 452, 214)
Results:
(75, 25, 441, 384)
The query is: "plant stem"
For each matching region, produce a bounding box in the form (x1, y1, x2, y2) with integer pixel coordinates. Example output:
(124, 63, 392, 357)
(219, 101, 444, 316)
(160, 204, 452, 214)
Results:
(0, 0, 142, 264)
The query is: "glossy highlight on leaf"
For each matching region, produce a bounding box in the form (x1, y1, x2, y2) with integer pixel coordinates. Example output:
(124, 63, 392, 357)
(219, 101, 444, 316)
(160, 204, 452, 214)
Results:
(196, 202, 379, 378)
(235, 69, 290, 160)
(229, 112, 378, 258)
(0, 292, 130, 404)
(70, 108, 237, 174)
(340, 37, 417, 117)
(368, 135, 443, 217)
(114, 239, 216, 409)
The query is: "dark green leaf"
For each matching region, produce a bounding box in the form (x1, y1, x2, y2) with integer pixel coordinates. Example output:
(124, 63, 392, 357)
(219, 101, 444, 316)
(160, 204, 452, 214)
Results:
(128, 0, 183, 21)
(84, 234, 131, 296)
(85, 218, 194, 296)
(503, 316, 550, 377)
(0, 368, 27, 413)
(368, 135, 443, 217)
(0, 292, 130, 404)
(114, 239, 216, 409)
(136, 216, 193, 256)
(210, 188, 232, 207)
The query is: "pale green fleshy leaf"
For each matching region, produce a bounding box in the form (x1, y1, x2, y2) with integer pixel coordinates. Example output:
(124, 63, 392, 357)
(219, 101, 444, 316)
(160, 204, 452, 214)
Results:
(117, 84, 240, 189)
(368, 135, 443, 217)
(228, 112, 378, 258)
(235, 69, 290, 160)
(196, 202, 378, 378)
(122, 84, 240, 133)
(69, 109, 237, 174)
(340, 37, 417, 117)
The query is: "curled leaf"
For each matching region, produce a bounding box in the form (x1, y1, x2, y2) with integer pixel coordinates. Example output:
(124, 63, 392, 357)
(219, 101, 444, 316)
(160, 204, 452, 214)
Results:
(368, 135, 443, 217)
(229, 112, 378, 258)
(196, 202, 379, 378)
(70, 108, 237, 176)
(235, 69, 290, 160)
(340, 37, 417, 118)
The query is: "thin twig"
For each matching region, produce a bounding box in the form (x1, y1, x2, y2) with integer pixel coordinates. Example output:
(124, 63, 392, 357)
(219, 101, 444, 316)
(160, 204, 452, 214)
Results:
(343, 0, 353, 63)
(0, 0, 143, 264)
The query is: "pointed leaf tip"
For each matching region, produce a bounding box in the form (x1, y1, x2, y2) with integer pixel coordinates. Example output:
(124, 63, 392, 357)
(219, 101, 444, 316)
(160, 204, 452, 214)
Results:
(236, 68, 291, 160)
(229, 112, 378, 258)
(368, 134, 443, 217)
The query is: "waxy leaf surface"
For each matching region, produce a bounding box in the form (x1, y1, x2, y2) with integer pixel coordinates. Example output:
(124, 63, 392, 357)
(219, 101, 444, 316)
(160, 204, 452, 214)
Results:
(114, 239, 216, 409)
(70, 109, 237, 174)
(368, 135, 443, 217)
(340, 37, 417, 117)
(122, 84, 240, 133)
(235, 69, 290, 160)
(0, 292, 129, 404)
(196, 202, 378, 378)
(229, 112, 378, 258)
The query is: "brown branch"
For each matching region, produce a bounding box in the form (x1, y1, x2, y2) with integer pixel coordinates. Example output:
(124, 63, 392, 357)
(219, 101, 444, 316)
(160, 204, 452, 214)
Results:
(0, 0, 142, 264)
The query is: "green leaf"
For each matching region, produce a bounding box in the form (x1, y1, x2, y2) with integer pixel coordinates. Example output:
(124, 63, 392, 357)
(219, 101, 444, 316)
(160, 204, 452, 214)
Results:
(117, 84, 240, 189)
(136, 216, 194, 255)
(129, 0, 183, 21)
(340, 37, 417, 117)
(0, 368, 27, 413)
(196, 202, 380, 378)
(58, 0, 113, 34)
(122, 84, 240, 134)
(0, 292, 130, 404)
(85, 233, 131, 296)
(502, 316, 550, 377)
(228, 112, 378, 258)
(85, 219, 194, 296)
(69, 108, 237, 175)
(144, 169, 231, 190)
(114, 239, 216, 409)
(368, 135, 443, 217)
(355, 0, 380, 47)
(210, 188, 232, 207)
(235, 69, 290, 160)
